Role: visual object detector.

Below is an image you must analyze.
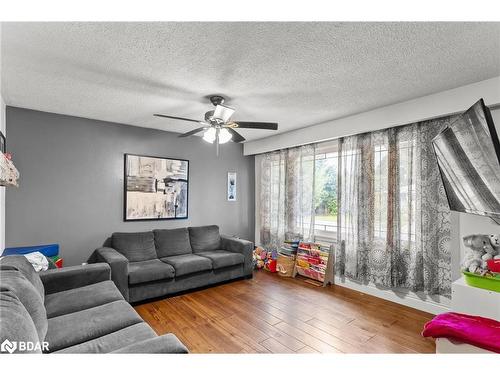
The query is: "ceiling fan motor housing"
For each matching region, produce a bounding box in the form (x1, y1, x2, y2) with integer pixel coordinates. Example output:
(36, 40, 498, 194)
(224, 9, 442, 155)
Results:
(209, 95, 225, 106)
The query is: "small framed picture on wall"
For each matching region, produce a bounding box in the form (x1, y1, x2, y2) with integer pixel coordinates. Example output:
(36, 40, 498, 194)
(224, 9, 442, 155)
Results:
(0, 131, 5, 153)
(227, 172, 237, 201)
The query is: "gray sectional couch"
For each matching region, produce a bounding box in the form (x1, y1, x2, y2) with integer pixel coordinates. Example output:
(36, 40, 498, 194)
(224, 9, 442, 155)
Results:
(88, 225, 254, 303)
(0, 255, 188, 353)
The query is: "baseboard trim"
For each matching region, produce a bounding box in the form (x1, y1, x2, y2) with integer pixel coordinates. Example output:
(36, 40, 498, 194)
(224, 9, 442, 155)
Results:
(334, 276, 451, 315)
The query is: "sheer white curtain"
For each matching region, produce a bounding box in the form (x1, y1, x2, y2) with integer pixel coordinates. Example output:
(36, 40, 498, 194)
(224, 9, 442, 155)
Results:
(336, 118, 452, 296)
(259, 144, 316, 250)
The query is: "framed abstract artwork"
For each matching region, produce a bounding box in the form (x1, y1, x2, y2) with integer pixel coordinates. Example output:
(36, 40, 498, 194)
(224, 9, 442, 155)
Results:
(124, 154, 189, 221)
(227, 172, 237, 201)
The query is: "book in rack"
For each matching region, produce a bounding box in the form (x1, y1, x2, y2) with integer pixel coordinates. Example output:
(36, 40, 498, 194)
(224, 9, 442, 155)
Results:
(293, 242, 334, 286)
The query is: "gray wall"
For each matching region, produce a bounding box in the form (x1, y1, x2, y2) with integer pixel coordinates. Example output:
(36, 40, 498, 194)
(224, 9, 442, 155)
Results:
(5, 107, 255, 266)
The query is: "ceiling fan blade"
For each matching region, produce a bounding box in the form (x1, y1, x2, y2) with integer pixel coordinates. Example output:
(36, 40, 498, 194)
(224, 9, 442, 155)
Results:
(231, 121, 278, 130)
(226, 127, 246, 143)
(178, 127, 207, 138)
(154, 114, 202, 124)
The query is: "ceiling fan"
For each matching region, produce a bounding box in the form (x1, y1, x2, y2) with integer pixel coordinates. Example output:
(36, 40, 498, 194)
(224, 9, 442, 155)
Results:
(154, 95, 278, 155)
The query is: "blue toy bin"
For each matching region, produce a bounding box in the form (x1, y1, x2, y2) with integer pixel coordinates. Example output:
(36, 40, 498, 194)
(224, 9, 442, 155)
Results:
(2, 244, 59, 258)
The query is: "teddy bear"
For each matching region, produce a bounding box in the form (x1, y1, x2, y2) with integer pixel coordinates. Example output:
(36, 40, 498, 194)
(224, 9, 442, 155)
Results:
(462, 234, 493, 273)
(482, 234, 500, 267)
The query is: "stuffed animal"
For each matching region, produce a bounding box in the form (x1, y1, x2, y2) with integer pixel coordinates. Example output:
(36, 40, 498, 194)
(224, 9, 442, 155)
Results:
(486, 234, 500, 262)
(253, 247, 266, 269)
(478, 235, 498, 269)
(462, 234, 492, 273)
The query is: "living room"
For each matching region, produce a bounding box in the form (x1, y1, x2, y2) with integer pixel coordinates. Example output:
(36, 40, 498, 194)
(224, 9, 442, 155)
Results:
(0, 1, 499, 372)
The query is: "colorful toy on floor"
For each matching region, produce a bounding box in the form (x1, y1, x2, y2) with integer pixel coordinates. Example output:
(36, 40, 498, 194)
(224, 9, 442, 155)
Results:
(253, 247, 266, 269)
(252, 246, 278, 272)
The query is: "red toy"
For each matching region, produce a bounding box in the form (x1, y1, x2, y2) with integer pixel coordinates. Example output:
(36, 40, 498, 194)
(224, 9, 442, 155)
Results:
(265, 259, 277, 273)
(486, 258, 500, 273)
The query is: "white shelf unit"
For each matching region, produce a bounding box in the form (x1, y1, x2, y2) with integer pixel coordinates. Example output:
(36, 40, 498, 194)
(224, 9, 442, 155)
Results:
(451, 276, 500, 321)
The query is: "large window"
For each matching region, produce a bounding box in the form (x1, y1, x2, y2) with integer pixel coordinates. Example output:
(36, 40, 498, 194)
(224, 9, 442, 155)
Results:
(312, 138, 417, 243)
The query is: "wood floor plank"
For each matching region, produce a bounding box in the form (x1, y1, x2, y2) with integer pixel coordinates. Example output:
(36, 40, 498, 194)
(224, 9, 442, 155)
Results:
(220, 308, 306, 352)
(305, 317, 375, 345)
(213, 318, 271, 353)
(210, 289, 283, 326)
(274, 321, 342, 353)
(193, 321, 249, 353)
(361, 334, 419, 353)
(135, 271, 436, 354)
(222, 314, 271, 343)
(260, 338, 295, 353)
(296, 345, 320, 353)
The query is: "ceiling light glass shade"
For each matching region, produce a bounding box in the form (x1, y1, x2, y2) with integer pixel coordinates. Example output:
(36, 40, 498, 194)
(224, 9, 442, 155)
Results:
(218, 128, 233, 144)
(202, 127, 216, 143)
(213, 105, 235, 123)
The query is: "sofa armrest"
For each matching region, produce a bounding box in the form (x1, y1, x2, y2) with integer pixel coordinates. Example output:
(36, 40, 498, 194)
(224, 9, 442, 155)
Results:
(111, 334, 189, 354)
(221, 235, 254, 276)
(40, 263, 111, 295)
(89, 247, 130, 301)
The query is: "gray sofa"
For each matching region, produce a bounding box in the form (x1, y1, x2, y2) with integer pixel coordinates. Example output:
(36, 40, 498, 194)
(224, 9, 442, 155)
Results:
(88, 225, 254, 303)
(0, 255, 188, 353)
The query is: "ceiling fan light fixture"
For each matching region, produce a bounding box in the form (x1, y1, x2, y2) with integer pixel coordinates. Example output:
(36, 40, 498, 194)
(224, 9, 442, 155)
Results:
(218, 128, 232, 144)
(213, 105, 235, 123)
(202, 127, 216, 143)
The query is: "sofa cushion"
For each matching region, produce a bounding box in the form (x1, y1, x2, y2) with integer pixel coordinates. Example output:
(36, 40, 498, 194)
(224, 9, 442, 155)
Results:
(112, 231, 157, 262)
(160, 254, 212, 276)
(0, 290, 42, 353)
(188, 225, 221, 253)
(197, 250, 245, 270)
(0, 270, 48, 342)
(54, 322, 156, 353)
(0, 255, 45, 301)
(153, 228, 192, 257)
(128, 259, 175, 285)
(44, 280, 124, 318)
(44, 300, 143, 352)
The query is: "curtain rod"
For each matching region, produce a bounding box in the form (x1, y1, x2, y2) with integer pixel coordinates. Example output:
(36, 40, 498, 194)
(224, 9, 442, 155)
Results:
(260, 102, 500, 154)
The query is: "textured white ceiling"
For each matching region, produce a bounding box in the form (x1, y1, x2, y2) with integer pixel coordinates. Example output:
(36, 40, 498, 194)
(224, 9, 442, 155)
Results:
(2, 22, 500, 141)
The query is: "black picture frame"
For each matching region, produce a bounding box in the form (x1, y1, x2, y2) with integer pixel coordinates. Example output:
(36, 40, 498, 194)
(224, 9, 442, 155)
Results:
(0, 131, 5, 153)
(124, 153, 189, 221)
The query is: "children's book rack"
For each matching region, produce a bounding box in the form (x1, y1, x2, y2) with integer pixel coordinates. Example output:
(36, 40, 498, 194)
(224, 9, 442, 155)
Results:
(292, 242, 334, 287)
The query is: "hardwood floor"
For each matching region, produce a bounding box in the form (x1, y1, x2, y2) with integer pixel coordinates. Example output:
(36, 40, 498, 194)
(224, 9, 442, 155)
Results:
(134, 271, 436, 353)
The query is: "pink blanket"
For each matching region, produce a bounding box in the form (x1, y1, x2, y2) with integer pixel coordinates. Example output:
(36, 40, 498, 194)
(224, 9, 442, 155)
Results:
(422, 312, 500, 353)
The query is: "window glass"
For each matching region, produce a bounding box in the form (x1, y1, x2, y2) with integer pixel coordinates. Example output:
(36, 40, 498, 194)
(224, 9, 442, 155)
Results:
(314, 143, 338, 239)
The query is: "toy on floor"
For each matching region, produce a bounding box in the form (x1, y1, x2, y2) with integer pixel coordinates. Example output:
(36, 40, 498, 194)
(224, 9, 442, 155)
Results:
(264, 249, 278, 273)
(252, 246, 277, 272)
(253, 247, 266, 269)
(462, 234, 500, 274)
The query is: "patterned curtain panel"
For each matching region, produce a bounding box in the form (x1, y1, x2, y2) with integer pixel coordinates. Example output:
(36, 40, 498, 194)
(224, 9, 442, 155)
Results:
(259, 144, 316, 250)
(336, 117, 454, 297)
